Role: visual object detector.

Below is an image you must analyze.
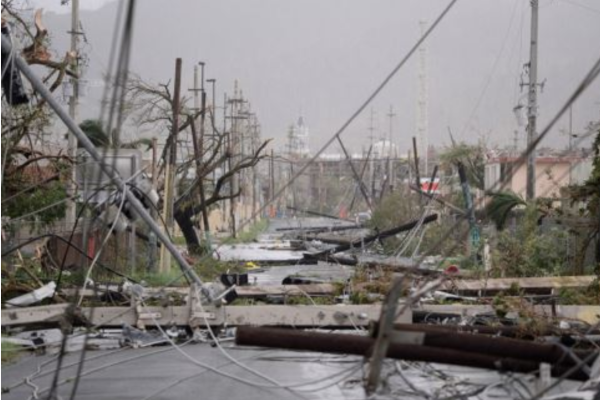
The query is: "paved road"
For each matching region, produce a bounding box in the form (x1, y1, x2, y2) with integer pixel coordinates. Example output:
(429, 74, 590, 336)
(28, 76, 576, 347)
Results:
(2, 344, 365, 400)
(218, 218, 356, 285)
(2, 342, 579, 399)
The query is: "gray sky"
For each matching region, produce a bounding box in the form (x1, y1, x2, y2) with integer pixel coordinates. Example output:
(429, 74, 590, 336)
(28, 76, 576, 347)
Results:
(36, 0, 600, 155)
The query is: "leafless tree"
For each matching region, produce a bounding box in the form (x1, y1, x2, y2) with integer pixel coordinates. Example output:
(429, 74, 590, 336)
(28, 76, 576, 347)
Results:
(125, 76, 270, 254)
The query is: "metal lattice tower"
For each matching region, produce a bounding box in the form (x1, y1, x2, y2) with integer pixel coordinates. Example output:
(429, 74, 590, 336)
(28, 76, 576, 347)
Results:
(416, 20, 429, 175)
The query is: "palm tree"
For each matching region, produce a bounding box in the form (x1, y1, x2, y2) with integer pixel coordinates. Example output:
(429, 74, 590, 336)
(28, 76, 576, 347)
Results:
(78, 119, 153, 150)
(486, 191, 526, 230)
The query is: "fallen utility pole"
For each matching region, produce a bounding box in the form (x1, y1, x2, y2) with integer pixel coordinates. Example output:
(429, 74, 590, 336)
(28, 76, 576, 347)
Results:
(286, 206, 354, 222)
(377, 322, 600, 341)
(2, 303, 411, 329)
(302, 235, 355, 246)
(235, 326, 591, 381)
(310, 214, 438, 256)
(441, 275, 597, 295)
(1, 37, 207, 295)
(369, 323, 596, 369)
(317, 254, 443, 276)
(276, 224, 361, 233)
(64, 284, 337, 299)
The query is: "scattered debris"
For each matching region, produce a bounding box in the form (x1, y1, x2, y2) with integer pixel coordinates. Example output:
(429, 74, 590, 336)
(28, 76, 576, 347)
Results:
(4, 281, 56, 308)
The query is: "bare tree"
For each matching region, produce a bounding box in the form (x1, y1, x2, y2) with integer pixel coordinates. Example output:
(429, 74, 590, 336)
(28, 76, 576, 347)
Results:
(2, 7, 78, 222)
(125, 76, 270, 254)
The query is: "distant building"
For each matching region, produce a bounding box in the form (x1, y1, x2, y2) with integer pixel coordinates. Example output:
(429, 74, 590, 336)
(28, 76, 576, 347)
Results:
(484, 154, 592, 199)
(295, 148, 409, 215)
(287, 117, 310, 158)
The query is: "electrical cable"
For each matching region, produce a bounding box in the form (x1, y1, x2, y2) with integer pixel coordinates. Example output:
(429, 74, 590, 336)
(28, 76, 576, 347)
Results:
(392, 52, 600, 280)
(187, 290, 311, 398)
(139, 349, 283, 400)
(31, 340, 195, 398)
(459, 0, 520, 138)
(7, 2, 596, 396)
(558, 0, 600, 14)
(45, 176, 130, 399)
(230, 0, 460, 237)
(142, 300, 365, 394)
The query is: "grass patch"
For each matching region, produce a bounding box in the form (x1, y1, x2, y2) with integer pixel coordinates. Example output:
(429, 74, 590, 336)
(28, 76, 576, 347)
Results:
(224, 219, 269, 244)
(132, 269, 189, 287)
(130, 258, 248, 286)
(285, 296, 336, 305)
(2, 339, 23, 365)
(194, 258, 246, 281)
(171, 236, 187, 246)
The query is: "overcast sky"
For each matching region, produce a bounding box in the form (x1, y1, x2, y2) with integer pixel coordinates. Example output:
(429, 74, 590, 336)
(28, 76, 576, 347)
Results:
(32, 0, 600, 155)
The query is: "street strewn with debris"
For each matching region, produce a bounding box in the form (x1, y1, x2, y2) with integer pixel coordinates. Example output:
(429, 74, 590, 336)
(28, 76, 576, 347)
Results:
(2, 1, 600, 399)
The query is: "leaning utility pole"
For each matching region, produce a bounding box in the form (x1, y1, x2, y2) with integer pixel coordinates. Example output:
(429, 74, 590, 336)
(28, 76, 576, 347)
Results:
(189, 63, 211, 248)
(66, 0, 80, 225)
(197, 63, 211, 239)
(226, 82, 247, 237)
(159, 58, 182, 273)
(386, 105, 396, 193)
(368, 108, 376, 201)
(198, 63, 211, 237)
(416, 20, 429, 176)
(526, 0, 539, 201)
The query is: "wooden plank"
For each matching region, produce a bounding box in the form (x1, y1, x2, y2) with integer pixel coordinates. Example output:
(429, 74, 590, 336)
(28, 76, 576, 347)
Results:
(442, 276, 597, 293)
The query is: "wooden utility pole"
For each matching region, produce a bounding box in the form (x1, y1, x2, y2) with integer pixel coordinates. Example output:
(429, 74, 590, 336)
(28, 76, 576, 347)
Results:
(66, 0, 80, 226)
(190, 62, 211, 242)
(412, 136, 421, 190)
(198, 63, 211, 237)
(526, 0, 539, 201)
(251, 118, 259, 222)
(159, 58, 182, 273)
(225, 83, 248, 237)
(189, 64, 211, 250)
(412, 136, 422, 208)
(151, 138, 158, 189)
(222, 93, 228, 229)
(149, 137, 158, 271)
